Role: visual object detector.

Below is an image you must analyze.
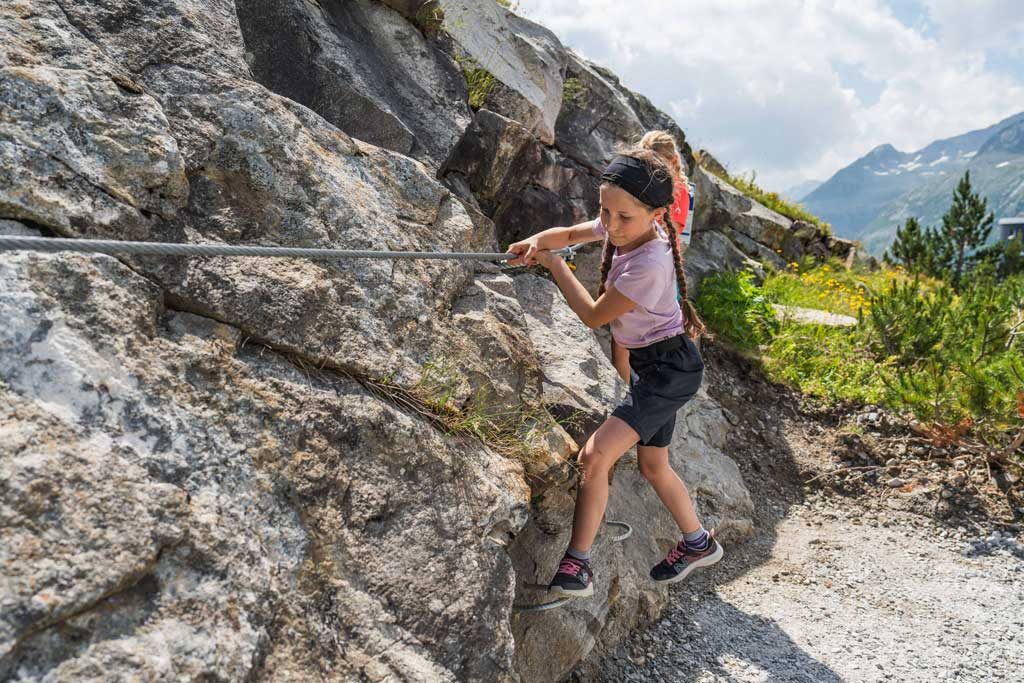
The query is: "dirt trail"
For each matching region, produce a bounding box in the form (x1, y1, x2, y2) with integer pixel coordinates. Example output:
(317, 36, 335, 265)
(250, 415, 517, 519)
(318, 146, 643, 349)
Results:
(576, 343, 1024, 682)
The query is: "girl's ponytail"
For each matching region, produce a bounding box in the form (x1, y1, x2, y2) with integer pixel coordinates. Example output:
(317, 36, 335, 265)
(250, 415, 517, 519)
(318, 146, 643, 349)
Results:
(639, 130, 688, 185)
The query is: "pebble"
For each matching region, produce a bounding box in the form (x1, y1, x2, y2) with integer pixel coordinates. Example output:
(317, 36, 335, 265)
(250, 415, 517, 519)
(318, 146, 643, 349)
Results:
(887, 477, 905, 488)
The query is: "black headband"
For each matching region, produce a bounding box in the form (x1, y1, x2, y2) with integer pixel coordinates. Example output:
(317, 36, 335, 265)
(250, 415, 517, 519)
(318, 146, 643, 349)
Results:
(600, 155, 673, 208)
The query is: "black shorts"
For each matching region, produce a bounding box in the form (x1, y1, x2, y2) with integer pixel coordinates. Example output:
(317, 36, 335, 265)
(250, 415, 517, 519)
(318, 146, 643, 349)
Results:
(612, 334, 704, 447)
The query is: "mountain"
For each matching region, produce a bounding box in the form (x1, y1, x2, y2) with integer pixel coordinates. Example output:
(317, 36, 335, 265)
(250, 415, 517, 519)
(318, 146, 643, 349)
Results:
(804, 112, 1024, 254)
(783, 179, 824, 202)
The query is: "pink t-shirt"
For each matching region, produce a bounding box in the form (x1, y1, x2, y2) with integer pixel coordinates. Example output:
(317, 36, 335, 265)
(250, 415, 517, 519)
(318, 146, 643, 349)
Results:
(592, 218, 684, 348)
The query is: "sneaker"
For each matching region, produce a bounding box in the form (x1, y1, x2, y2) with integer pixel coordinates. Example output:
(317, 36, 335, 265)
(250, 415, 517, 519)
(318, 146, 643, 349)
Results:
(548, 554, 594, 598)
(650, 529, 724, 584)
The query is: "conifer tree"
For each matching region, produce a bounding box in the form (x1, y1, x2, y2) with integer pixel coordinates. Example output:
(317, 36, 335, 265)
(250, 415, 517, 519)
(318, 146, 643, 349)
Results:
(922, 224, 954, 280)
(885, 217, 927, 271)
(940, 171, 994, 290)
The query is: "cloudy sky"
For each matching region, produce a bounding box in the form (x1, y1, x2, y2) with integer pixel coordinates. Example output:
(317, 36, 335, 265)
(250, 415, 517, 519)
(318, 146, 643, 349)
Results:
(515, 0, 1024, 192)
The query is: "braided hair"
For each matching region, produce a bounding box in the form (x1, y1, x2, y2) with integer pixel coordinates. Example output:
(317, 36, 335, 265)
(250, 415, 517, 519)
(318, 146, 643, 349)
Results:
(597, 149, 706, 340)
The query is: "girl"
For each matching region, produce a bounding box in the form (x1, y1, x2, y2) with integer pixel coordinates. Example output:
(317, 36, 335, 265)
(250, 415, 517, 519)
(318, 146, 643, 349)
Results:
(610, 131, 694, 384)
(507, 149, 722, 597)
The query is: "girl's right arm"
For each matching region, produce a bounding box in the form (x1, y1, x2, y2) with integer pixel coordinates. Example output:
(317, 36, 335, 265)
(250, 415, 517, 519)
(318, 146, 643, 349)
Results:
(506, 219, 604, 266)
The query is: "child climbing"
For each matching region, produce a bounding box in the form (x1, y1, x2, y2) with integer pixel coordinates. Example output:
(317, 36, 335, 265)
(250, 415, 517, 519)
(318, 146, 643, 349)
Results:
(609, 131, 695, 382)
(507, 149, 722, 598)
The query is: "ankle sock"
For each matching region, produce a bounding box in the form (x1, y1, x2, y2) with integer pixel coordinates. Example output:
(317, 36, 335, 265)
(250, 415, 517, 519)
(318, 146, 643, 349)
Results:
(566, 546, 592, 562)
(683, 526, 709, 550)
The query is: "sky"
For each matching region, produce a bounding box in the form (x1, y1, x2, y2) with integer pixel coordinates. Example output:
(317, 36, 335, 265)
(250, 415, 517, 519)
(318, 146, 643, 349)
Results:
(514, 0, 1024, 192)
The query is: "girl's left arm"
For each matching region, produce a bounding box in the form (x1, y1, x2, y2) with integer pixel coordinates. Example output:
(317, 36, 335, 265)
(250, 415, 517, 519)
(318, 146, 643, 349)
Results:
(539, 251, 635, 329)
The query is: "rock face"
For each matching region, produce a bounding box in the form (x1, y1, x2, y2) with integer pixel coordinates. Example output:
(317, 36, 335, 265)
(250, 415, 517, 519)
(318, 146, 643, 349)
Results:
(0, 246, 528, 680)
(691, 165, 870, 285)
(556, 52, 693, 176)
(236, 0, 472, 172)
(443, 108, 600, 245)
(0, 1, 765, 681)
(439, 0, 566, 145)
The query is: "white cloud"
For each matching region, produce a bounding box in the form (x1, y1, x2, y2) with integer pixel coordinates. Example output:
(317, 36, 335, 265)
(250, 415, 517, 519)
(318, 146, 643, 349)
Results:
(515, 0, 1024, 190)
(923, 0, 1024, 52)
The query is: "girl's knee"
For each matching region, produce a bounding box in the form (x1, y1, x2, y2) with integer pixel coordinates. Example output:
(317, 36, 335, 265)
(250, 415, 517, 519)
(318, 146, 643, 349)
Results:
(578, 440, 616, 476)
(638, 457, 669, 482)
(637, 447, 676, 482)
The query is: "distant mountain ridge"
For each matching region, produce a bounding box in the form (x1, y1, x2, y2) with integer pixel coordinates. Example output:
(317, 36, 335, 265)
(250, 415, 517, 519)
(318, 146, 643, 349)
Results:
(804, 112, 1024, 254)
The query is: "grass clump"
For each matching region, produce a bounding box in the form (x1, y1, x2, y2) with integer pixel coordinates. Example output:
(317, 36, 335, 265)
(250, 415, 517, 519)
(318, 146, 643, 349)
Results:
(695, 270, 779, 350)
(374, 357, 567, 467)
(414, 2, 445, 35)
(455, 55, 497, 110)
(563, 76, 588, 106)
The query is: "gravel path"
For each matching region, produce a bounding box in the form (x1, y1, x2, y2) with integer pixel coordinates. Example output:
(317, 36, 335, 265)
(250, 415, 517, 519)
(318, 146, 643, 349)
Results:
(584, 499, 1024, 682)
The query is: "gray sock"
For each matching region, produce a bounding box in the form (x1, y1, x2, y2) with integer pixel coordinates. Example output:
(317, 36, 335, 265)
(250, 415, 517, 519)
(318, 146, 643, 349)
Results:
(566, 546, 592, 561)
(683, 526, 709, 549)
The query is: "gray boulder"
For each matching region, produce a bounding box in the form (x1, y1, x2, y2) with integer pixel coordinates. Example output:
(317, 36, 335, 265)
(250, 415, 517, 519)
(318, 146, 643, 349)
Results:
(443, 109, 599, 244)
(439, 0, 567, 145)
(685, 229, 768, 297)
(236, 0, 472, 172)
(693, 166, 796, 269)
(556, 51, 692, 174)
(513, 273, 627, 444)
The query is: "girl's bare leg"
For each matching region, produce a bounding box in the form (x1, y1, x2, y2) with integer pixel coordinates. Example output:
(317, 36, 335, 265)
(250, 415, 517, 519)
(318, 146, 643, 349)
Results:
(569, 416, 641, 552)
(611, 339, 630, 383)
(636, 445, 701, 533)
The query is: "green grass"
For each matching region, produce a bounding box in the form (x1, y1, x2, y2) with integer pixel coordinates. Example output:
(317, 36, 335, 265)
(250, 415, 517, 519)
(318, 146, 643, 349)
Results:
(455, 56, 497, 110)
(697, 266, 1024, 459)
(762, 321, 889, 406)
(762, 256, 921, 317)
(695, 270, 779, 350)
(563, 76, 588, 106)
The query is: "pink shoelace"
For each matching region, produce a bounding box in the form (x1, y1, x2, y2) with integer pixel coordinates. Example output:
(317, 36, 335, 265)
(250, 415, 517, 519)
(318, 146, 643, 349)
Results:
(666, 543, 687, 565)
(558, 557, 584, 575)
(668, 531, 714, 564)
